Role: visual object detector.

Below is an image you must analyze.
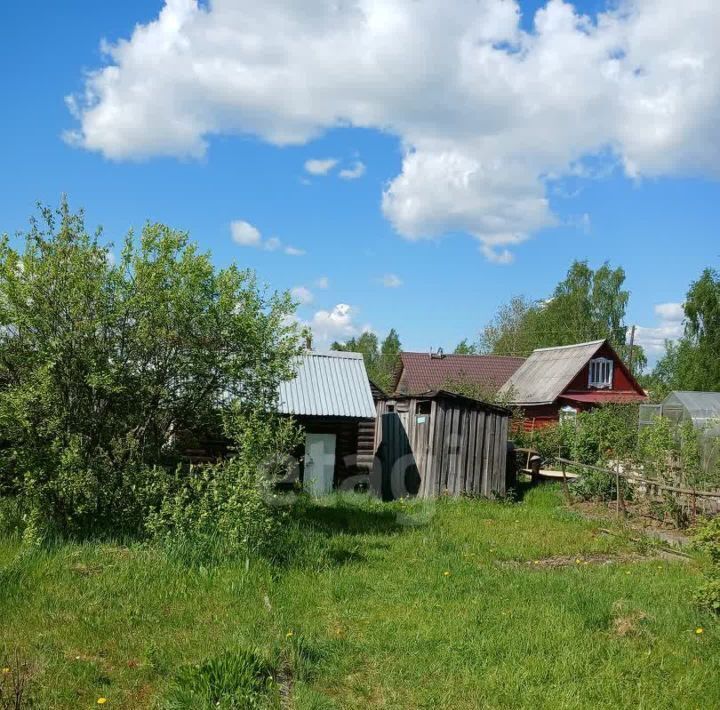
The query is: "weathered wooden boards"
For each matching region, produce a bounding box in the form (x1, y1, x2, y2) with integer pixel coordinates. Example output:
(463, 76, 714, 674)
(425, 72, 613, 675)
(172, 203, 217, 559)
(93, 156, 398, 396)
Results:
(375, 393, 510, 500)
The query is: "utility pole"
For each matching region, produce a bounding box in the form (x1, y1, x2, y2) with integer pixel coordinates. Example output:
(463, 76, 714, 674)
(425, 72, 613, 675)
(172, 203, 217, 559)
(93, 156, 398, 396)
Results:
(627, 325, 636, 374)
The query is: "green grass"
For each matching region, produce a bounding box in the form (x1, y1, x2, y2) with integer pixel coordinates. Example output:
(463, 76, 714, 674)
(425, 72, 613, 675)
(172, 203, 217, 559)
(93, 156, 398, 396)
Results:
(1, 486, 718, 709)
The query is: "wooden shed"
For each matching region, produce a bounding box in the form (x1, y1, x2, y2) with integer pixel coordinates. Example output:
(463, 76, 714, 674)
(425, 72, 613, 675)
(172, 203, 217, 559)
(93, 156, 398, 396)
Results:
(372, 390, 510, 500)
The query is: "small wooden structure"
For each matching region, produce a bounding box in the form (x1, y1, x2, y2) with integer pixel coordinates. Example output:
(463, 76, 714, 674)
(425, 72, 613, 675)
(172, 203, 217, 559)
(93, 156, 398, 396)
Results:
(514, 448, 579, 482)
(373, 390, 510, 500)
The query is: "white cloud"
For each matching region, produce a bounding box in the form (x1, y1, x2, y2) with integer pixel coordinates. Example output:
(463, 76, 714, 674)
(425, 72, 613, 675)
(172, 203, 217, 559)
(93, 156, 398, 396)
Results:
(304, 158, 338, 176)
(231, 220, 262, 247)
(654, 302, 684, 321)
(380, 273, 403, 288)
(284, 245, 305, 256)
(264, 236, 281, 251)
(339, 161, 366, 180)
(315, 276, 330, 289)
(231, 220, 303, 255)
(307, 303, 360, 346)
(291, 285, 314, 305)
(635, 302, 685, 355)
(68, 0, 720, 261)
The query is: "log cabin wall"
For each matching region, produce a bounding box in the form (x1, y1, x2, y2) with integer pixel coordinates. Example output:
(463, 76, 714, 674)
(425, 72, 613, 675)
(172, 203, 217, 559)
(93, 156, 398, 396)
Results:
(294, 416, 373, 489)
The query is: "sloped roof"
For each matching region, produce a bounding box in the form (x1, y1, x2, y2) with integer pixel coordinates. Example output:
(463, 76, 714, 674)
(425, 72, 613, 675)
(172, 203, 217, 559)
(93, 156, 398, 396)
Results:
(395, 352, 525, 395)
(663, 391, 720, 424)
(499, 340, 606, 405)
(278, 351, 376, 419)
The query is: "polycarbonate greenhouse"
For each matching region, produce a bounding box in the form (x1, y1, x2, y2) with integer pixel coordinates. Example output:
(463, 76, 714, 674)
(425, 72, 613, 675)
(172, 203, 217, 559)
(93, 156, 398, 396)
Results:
(640, 391, 720, 472)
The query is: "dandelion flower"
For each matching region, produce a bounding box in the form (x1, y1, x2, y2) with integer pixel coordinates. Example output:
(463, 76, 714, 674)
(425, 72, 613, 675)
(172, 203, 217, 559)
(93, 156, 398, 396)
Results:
(443, 571, 451, 576)
(696, 627, 704, 635)
(286, 631, 294, 638)
(575, 559, 581, 564)
(97, 699, 107, 705)
(2, 667, 10, 674)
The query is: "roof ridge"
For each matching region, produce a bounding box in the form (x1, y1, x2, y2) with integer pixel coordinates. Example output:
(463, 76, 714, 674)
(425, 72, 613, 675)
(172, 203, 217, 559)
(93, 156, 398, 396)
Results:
(532, 339, 605, 352)
(401, 352, 525, 359)
(305, 350, 363, 359)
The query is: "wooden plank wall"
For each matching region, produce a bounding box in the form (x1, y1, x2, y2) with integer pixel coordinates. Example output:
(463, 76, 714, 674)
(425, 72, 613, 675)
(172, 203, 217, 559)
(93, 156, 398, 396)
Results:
(374, 396, 509, 499)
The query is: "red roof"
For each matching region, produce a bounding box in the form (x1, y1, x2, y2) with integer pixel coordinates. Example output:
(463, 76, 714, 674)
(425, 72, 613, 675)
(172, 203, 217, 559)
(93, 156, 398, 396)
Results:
(559, 392, 647, 405)
(395, 352, 525, 395)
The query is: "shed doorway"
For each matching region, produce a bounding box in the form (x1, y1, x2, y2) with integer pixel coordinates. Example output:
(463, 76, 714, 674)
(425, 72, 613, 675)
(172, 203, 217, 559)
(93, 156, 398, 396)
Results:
(304, 433, 336, 495)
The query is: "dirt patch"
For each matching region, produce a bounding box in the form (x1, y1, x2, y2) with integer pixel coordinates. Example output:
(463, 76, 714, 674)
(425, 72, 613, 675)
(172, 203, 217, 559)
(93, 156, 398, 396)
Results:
(500, 553, 650, 569)
(610, 600, 649, 637)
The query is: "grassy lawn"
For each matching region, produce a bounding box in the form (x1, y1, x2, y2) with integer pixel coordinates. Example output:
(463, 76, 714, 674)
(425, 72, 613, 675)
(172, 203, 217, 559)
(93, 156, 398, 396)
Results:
(1, 486, 718, 709)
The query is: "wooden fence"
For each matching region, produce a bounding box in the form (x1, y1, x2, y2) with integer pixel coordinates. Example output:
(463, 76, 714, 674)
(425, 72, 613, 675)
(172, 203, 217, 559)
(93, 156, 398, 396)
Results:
(555, 457, 720, 519)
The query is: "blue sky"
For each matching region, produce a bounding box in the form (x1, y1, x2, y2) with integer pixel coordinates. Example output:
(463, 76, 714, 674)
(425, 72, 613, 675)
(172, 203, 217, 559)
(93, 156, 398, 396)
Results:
(1, 0, 718, 364)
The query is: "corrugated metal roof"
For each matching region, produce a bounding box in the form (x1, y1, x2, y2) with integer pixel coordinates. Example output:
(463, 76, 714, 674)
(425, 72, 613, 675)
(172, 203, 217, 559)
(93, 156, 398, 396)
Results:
(499, 340, 605, 405)
(663, 391, 720, 423)
(278, 351, 376, 418)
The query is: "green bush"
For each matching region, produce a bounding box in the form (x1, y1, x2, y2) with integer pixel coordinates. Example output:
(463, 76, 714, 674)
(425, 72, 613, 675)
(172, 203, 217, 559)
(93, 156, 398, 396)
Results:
(570, 469, 633, 503)
(0, 200, 300, 544)
(511, 421, 575, 462)
(146, 413, 301, 563)
(694, 516, 720, 614)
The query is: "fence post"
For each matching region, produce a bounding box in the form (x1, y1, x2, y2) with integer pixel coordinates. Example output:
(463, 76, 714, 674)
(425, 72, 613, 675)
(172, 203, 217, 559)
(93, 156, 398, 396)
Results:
(561, 461, 572, 505)
(615, 463, 625, 517)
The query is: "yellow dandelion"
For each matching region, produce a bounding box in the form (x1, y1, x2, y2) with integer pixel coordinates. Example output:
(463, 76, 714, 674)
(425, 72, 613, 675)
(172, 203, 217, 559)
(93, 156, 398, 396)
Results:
(696, 627, 704, 635)
(575, 558, 581, 564)
(286, 631, 294, 638)
(443, 571, 451, 576)
(2, 667, 10, 674)
(97, 699, 107, 705)
(533, 560, 539, 565)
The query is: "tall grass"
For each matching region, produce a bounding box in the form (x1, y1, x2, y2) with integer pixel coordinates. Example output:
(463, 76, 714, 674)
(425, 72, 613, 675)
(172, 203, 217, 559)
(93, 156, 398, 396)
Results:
(0, 487, 718, 708)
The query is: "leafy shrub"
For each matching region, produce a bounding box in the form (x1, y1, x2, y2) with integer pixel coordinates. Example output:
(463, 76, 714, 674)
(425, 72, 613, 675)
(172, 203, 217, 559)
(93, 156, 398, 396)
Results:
(146, 413, 301, 563)
(511, 421, 575, 462)
(0, 200, 300, 543)
(162, 648, 277, 710)
(694, 516, 720, 614)
(694, 516, 720, 564)
(695, 578, 720, 614)
(570, 469, 633, 503)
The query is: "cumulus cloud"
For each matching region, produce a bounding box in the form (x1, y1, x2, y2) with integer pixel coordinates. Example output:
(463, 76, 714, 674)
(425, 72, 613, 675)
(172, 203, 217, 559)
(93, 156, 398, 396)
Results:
(635, 302, 685, 355)
(305, 303, 366, 347)
(339, 161, 366, 180)
(67, 0, 720, 261)
(291, 285, 314, 305)
(380, 273, 403, 288)
(305, 158, 338, 176)
(230, 220, 262, 247)
(231, 220, 303, 254)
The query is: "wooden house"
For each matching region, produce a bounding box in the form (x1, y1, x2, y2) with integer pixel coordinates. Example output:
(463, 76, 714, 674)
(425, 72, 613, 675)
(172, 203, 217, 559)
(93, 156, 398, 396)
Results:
(499, 339, 646, 429)
(372, 390, 511, 500)
(278, 351, 376, 494)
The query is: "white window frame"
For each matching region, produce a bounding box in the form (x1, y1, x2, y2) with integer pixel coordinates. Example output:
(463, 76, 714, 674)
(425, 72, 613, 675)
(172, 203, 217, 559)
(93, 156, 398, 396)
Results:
(588, 357, 613, 389)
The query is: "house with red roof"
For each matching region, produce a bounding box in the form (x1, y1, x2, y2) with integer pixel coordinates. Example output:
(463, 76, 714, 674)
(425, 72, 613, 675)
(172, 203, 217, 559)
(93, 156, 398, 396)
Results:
(393, 351, 525, 397)
(393, 340, 646, 430)
(498, 339, 646, 428)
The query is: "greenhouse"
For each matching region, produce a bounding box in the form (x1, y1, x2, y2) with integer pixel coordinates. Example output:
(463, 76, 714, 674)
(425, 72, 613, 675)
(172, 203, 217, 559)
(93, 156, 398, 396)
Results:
(640, 391, 720, 472)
